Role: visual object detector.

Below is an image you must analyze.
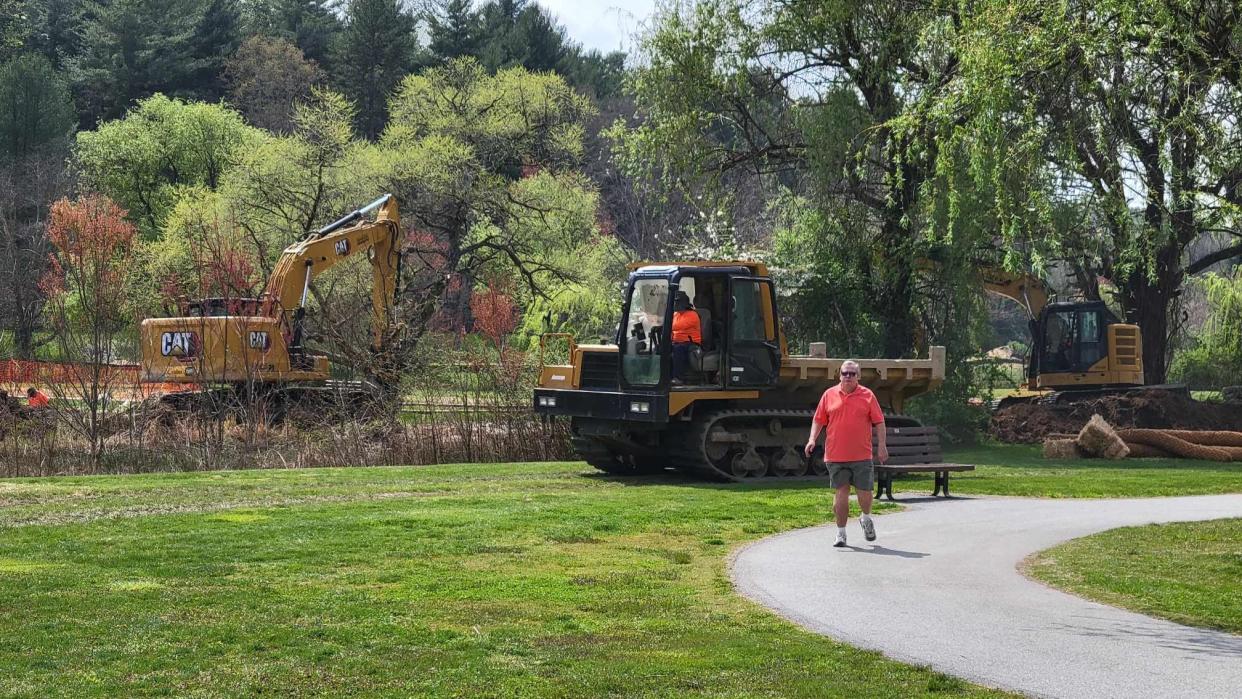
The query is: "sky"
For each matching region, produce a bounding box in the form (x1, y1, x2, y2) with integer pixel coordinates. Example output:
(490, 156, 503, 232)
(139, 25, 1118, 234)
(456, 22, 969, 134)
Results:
(535, 0, 659, 55)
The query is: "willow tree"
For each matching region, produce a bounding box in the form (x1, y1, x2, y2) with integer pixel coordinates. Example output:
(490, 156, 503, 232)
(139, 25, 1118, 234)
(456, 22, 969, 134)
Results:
(614, 0, 972, 358)
(923, 0, 1242, 382)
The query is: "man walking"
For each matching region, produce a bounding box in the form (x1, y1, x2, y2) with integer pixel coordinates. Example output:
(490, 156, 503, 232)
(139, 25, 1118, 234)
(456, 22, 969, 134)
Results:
(804, 360, 888, 547)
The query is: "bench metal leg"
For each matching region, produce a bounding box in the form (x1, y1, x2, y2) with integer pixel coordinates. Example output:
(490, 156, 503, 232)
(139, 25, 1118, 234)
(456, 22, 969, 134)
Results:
(932, 471, 951, 497)
(876, 474, 895, 501)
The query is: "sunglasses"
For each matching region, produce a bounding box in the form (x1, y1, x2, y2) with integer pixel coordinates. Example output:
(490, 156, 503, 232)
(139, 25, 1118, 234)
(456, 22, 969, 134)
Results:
(840, 371, 858, 377)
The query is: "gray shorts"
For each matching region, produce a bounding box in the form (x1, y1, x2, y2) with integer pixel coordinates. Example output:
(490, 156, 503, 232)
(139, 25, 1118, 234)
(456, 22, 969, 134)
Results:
(828, 460, 874, 490)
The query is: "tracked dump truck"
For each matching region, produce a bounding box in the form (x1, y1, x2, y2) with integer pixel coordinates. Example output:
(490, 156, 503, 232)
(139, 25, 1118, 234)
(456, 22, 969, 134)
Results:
(532, 262, 946, 480)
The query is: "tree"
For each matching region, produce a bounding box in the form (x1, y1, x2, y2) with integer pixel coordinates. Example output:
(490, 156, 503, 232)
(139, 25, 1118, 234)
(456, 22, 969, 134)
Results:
(75, 95, 262, 236)
(618, 0, 961, 359)
(71, 0, 201, 123)
(186, 0, 243, 102)
(427, 0, 480, 65)
(1171, 267, 1242, 388)
(924, 0, 1242, 382)
(0, 0, 32, 63)
(241, 0, 343, 71)
(27, 0, 84, 70)
(224, 35, 325, 133)
(381, 58, 597, 341)
(477, 0, 566, 73)
(558, 48, 626, 99)
(0, 153, 69, 359)
(40, 194, 139, 469)
(0, 53, 76, 161)
(333, 0, 418, 139)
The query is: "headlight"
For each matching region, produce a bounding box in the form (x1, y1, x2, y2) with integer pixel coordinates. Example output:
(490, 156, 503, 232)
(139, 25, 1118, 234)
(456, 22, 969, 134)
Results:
(629, 401, 650, 413)
(538, 396, 557, 407)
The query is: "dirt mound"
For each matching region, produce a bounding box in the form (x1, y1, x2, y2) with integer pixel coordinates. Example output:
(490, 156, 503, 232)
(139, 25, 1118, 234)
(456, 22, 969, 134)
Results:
(990, 390, 1242, 443)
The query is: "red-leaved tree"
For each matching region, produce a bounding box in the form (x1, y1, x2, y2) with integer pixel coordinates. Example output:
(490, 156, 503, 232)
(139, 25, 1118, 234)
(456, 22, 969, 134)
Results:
(470, 280, 517, 351)
(39, 194, 138, 469)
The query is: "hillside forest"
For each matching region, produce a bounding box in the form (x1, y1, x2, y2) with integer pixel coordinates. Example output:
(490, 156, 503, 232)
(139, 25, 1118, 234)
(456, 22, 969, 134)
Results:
(1, 0, 1241, 470)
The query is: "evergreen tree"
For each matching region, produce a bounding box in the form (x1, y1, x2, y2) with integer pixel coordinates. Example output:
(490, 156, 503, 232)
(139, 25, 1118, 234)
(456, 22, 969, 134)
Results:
(0, 0, 32, 63)
(242, 0, 342, 72)
(188, 0, 242, 101)
(71, 0, 199, 123)
(333, 0, 417, 139)
(28, 0, 85, 70)
(427, 0, 479, 65)
(509, 2, 565, 72)
(0, 53, 76, 160)
(558, 48, 625, 99)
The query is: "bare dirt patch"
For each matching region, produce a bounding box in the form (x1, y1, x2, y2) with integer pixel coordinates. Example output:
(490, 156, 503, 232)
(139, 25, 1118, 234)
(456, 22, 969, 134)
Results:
(990, 390, 1242, 443)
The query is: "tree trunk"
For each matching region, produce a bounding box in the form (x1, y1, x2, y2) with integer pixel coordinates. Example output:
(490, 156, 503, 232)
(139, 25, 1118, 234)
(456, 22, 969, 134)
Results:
(878, 268, 916, 359)
(1121, 246, 1181, 385)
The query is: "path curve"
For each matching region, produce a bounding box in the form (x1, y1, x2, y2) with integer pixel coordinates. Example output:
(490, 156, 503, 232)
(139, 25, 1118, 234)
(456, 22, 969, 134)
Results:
(731, 494, 1242, 699)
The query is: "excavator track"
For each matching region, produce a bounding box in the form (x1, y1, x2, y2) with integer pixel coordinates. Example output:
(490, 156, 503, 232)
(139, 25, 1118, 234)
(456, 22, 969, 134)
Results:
(154, 381, 386, 424)
(569, 433, 666, 476)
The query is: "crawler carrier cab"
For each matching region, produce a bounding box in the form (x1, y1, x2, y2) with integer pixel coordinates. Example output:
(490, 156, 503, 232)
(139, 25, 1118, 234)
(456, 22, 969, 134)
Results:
(533, 262, 946, 480)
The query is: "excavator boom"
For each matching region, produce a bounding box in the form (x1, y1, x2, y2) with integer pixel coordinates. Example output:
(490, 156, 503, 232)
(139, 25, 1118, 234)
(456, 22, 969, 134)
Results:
(141, 195, 403, 386)
(265, 194, 401, 350)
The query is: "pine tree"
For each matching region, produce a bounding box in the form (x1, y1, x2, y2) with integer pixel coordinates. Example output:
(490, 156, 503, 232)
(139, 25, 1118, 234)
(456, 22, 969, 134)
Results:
(0, 53, 76, 160)
(188, 0, 242, 101)
(333, 0, 418, 139)
(427, 0, 479, 65)
(71, 0, 199, 123)
(243, 0, 342, 72)
(0, 0, 32, 63)
(29, 0, 84, 70)
(476, 0, 566, 73)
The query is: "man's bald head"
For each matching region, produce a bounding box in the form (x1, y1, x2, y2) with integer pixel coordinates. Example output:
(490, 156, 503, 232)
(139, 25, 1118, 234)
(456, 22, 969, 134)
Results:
(839, 360, 861, 391)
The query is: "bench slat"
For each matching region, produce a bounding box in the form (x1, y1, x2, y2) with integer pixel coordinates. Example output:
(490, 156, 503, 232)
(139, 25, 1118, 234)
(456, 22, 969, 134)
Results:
(884, 426, 938, 436)
(883, 444, 944, 456)
(877, 434, 942, 447)
(876, 464, 975, 473)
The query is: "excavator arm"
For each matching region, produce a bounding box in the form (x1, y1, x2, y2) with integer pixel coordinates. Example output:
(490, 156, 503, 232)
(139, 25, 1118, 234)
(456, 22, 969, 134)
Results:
(263, 194, 401, 351)
(979, 267, 1049, 320)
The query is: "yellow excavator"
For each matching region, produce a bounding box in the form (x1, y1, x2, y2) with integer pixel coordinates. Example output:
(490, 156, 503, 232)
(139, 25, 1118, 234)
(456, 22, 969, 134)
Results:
(141, 194, 401, 407)
(533, 261, 946, 480)
(980, 268, 1143, 396)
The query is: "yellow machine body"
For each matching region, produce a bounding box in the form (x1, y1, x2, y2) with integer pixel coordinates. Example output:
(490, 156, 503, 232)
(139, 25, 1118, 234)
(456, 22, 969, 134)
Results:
(141, 195, 401, 385)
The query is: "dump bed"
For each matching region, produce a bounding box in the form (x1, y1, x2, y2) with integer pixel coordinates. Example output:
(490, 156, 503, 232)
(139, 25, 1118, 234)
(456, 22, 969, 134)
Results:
(779, 346, 945, 414)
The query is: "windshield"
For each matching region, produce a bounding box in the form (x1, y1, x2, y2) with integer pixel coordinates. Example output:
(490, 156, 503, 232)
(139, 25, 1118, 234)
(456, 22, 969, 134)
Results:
(622, 278, 668, 385)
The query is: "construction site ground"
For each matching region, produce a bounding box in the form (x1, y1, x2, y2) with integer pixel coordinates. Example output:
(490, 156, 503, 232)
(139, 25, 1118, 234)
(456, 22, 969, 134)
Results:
(990, 389, 1242, 443)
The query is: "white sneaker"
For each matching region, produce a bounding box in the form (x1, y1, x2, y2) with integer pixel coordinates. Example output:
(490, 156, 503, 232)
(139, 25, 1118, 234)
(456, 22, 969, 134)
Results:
(833, 531, 847, 547)
(861, 516, 876, 542)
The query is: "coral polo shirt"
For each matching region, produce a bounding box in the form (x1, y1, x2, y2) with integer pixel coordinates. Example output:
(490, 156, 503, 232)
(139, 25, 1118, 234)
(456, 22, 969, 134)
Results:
(812, 384, 885, 463)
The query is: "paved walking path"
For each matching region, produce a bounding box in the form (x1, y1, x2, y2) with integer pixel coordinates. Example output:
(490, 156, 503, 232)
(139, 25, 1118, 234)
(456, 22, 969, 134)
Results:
(731, 494, 1242, 699)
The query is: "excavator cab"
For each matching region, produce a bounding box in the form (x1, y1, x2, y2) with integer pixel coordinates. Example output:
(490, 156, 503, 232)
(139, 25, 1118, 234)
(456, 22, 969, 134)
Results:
(617, 265, 781, 391)
(1031, 301, 1142, 389)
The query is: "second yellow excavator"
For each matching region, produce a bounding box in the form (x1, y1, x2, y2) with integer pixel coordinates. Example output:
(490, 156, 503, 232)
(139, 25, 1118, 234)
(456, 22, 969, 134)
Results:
(140, 194, 401, 408)
(980, 268, 1143, 394)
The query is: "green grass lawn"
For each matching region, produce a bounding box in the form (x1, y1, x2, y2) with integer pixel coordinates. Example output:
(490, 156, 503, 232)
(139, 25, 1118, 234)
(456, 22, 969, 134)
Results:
(931, 443, 1242, 498)
(0, 463, 1005, 698)
(2, 445, 1238, 697)
(1026, 519, 1242, 634)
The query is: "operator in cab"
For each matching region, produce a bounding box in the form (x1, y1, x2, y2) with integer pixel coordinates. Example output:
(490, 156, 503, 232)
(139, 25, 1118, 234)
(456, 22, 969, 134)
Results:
(671, 291, 701, 384)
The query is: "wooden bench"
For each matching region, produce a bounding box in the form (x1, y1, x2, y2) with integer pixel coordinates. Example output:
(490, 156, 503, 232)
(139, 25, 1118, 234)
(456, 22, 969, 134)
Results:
(872, 426, 975, 500)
